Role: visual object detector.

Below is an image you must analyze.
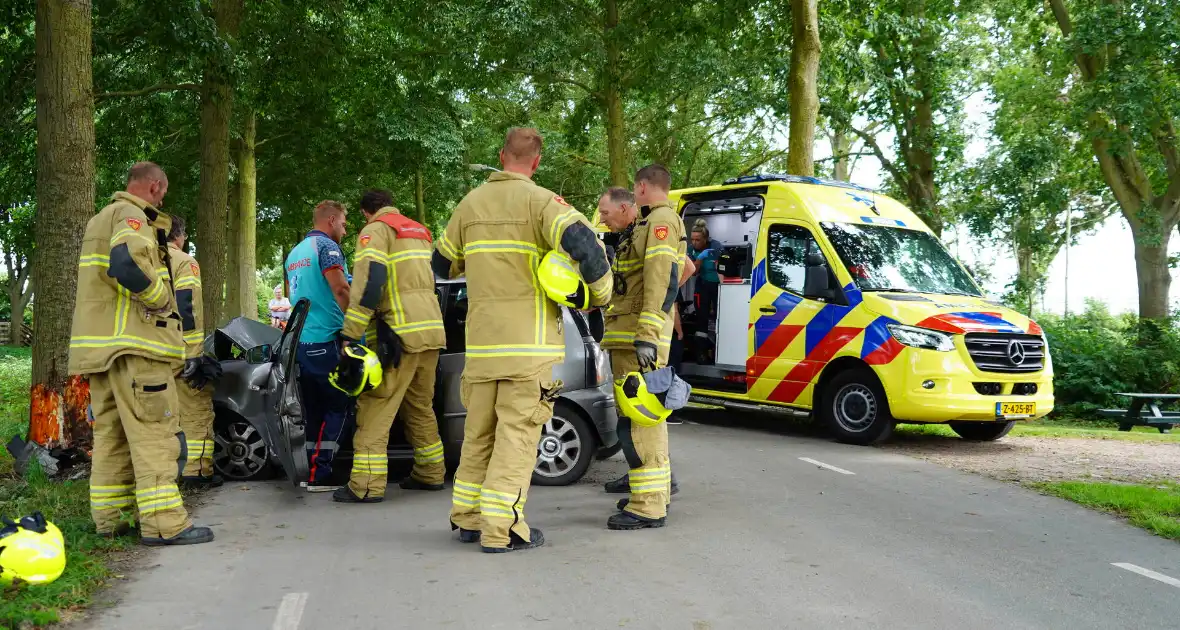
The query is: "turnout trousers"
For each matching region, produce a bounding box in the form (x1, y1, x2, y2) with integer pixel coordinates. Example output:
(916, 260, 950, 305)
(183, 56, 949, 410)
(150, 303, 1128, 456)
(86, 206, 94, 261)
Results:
(449, 376, 555, 549)
(613, 352, 671, 520)
(348, 350, 445, 499)
(90, 354, 191, 539)
(176, 378, 215, 478)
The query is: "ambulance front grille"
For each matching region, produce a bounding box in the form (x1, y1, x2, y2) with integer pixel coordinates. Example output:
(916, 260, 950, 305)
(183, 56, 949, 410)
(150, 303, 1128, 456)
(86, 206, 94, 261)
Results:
(964, 333, 1045, 374)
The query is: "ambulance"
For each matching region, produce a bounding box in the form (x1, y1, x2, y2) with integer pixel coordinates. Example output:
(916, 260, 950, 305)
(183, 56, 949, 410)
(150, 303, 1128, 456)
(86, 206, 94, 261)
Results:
(595, 174, 1054, 445)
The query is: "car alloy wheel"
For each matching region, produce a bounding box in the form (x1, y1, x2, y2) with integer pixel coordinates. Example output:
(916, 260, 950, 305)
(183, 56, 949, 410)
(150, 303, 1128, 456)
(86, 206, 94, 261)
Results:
(213, 420, 270, 481)
(534, 414, 582, 480)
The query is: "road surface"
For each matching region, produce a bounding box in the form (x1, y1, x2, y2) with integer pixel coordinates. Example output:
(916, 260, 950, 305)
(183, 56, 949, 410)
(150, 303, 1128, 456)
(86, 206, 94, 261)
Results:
(83, 417, 1180, 629)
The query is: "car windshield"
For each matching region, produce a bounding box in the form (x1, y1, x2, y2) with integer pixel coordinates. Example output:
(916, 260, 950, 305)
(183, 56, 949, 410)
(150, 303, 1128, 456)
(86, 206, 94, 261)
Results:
(821, 222, 981, 296)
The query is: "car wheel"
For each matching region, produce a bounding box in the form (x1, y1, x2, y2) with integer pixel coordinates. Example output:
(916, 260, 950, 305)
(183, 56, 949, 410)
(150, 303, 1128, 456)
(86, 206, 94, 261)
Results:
(950, 421, 1015, 441)
(532, 402, 597, 486)
(821, 368, 895, 445)
(213, 410, 274, 481)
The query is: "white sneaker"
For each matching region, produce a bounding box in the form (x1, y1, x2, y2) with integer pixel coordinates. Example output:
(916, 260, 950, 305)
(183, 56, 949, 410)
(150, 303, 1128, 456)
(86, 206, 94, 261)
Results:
(301, 481, 341, 493)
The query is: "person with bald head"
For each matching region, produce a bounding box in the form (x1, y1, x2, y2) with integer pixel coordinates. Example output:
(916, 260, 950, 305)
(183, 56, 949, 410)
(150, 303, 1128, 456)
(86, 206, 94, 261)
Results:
(434, 127, 611, 553)
(70, 161, 214, 546)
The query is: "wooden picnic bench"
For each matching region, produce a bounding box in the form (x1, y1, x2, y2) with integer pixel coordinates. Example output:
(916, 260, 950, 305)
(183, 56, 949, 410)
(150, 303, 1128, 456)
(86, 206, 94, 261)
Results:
(1098, 393, 1179, 433)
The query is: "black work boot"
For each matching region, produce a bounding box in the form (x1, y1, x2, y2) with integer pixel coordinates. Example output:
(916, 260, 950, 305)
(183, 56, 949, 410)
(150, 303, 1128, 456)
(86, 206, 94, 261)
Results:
(450, 521, 480, 543)
(616, 498, 672, 513)
(181, 474, 224, 489)
(481, 527, 545, 553)
(608, 511, 666, 531)
(400, 476, 445, 491)
(141, 525, 215, 546)
(332, 486, 383, 503)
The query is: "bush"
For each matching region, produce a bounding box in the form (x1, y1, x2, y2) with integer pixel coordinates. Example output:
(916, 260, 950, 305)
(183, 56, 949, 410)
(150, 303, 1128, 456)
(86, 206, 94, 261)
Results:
(1040, 301, 1180, 417)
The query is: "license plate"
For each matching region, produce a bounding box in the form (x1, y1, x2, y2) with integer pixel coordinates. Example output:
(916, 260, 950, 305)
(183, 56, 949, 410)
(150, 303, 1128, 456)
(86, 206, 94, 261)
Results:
(996, 402, 1036, 418)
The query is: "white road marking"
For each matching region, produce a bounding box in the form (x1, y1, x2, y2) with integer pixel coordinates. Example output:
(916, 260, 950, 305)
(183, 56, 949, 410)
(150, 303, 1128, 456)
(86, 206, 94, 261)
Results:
(798, 457, 855, 475)
(272, 592, 309, 630)
(1112, 563, 1180, 589)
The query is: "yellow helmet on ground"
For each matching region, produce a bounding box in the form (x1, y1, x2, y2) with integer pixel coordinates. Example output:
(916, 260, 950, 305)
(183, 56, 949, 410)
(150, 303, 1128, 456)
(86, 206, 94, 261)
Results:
(0, 512, 66, 587)
(538, 250, 589, 310)
(614, 366, 692, 428)
(328, 344, 383, 396)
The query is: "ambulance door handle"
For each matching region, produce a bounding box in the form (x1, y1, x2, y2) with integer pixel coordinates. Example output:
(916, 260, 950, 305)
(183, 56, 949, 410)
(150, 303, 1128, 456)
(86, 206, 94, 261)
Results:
(759, 306, 777, 314)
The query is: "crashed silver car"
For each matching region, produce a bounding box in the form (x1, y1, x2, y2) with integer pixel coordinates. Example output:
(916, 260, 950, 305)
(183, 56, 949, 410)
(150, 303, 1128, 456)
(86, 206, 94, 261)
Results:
(204, 278, 619, 487)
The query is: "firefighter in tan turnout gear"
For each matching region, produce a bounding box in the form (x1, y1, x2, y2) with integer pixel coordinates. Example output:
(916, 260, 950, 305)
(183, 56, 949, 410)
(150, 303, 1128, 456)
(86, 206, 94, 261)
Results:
(433, 128, 612, 552)
(166, 216, 223, 487)
(70, 162, 214, 546)
(601, 164, 686, 531)
(333, 189, 448, 504)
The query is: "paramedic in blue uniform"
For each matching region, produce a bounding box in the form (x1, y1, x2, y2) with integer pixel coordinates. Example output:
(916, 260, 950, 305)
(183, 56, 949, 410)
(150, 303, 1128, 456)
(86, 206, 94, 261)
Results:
(284, 200, 353, 491)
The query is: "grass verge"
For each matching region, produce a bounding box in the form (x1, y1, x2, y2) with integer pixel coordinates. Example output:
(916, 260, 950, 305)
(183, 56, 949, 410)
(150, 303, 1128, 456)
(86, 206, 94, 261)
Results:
(0, 345, 134, 628)
(894, 419, 1180, 442)
(1031, 481, 1180, 542)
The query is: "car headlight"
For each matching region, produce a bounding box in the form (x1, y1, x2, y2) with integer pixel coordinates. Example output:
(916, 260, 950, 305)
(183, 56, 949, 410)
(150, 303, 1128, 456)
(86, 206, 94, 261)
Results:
(593, 345, 611, 386)
(887, 324, 955, 352)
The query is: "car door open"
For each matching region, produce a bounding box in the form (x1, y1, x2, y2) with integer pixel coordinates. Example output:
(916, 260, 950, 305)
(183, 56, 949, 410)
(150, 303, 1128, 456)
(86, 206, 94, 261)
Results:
(269, 297, 311, 485)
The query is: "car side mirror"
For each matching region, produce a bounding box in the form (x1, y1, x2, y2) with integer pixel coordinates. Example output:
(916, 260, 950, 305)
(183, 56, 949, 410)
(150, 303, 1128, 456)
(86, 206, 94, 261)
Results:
(803, 252, 835, 300)
(245, 345, 271, 364)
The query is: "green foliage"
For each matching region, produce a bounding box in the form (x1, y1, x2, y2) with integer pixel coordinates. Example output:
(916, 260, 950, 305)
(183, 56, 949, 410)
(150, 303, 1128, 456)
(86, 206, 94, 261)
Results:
(1039, 300, 1180, 416)
(1033, 481, 1180, 541)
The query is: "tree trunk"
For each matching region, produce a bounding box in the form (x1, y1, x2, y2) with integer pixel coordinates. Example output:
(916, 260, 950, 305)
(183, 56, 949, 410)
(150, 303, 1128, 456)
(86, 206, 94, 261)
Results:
(1132, 228, 1172, 321)
(226, 180, 241, 318)
(414, 166, 427, 224)
(237, 109, 257, 320)
(831, 131, 851, 181)
(31, 0, 95, 450)
(196, 0, 241, 333)
(787, 0, 820, 176)
(603, 0, 628, 187)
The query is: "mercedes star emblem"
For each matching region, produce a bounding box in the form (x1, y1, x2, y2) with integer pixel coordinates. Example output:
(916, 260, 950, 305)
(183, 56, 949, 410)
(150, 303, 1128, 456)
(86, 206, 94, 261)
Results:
(1007, 340, 1027, 365)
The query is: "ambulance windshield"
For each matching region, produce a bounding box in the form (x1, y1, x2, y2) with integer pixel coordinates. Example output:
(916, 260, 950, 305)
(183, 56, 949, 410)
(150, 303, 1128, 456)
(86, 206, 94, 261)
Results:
(821, 222, 981, 296)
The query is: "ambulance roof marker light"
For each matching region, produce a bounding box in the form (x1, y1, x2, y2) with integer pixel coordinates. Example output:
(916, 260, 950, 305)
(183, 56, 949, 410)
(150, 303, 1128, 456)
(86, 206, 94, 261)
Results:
(722, 173, 874, 194)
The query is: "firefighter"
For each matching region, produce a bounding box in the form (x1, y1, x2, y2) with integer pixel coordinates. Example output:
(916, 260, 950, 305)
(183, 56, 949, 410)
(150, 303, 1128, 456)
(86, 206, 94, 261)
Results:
(332, 189, 447, 503)
(166, 216, 222, 487)
(433, 127, 612, 552)
(599, 164, 686, 530)
(70, 162, 213, 546)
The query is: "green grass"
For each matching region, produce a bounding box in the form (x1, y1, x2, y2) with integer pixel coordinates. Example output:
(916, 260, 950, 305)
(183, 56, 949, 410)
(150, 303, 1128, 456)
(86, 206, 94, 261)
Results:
(894, 418, 1180, 442)
(1031, 481, 1180, 541)
(0, 346, 134, 627)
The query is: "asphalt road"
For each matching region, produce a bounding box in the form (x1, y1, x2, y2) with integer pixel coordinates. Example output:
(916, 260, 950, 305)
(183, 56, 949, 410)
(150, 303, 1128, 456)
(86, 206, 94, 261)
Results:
(83, 417, 1180, 630)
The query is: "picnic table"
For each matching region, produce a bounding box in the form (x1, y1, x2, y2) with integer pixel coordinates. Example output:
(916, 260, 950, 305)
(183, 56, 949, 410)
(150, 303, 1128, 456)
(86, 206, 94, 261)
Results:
(1098, 393, 1179, 433)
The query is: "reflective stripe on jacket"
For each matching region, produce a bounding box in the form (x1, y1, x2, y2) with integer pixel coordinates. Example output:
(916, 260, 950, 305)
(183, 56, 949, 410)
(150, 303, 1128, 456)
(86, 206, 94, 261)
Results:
(167, 244, 205, 359)
(603, 200, 686, 351)
(342, 207, 445, 353)
(69, 192, 184, 375)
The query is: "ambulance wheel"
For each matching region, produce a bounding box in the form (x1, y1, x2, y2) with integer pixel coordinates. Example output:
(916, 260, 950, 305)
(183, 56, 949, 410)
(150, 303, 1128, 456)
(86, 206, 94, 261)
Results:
(822, 368, 895, 445)
(531, 402, 596, 486)
(950, 421, 1015, 441)
(212, 410, 274, 481)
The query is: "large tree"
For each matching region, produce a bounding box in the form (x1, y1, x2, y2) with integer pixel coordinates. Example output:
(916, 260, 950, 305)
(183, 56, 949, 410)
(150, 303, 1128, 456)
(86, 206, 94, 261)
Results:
(787, 0, 821, 176)
(31, 0, 96, 449)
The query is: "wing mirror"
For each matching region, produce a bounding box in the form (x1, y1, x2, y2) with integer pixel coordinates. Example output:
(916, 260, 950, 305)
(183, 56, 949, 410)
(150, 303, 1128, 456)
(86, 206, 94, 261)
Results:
(803, 252, 836, 301)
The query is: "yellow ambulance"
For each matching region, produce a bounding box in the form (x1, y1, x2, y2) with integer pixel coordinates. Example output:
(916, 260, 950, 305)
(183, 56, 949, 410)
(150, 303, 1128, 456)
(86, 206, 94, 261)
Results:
(597, 174, 1054, 444)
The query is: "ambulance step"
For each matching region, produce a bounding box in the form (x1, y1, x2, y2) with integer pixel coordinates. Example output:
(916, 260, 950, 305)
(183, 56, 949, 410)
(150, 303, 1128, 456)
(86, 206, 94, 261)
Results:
(690, 395, 810, 418)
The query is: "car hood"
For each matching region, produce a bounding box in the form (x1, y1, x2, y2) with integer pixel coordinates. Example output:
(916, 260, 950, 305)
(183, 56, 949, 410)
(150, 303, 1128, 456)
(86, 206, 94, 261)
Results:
(214, 316, 282, 357)
(859, 292, 1043, 336)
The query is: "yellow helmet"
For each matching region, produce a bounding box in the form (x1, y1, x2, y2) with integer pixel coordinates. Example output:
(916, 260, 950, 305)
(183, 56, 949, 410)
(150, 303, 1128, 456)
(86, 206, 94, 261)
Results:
(538, 250, 589, 310)
(328, 344, 383, 396)
(614, 367, 692, 428)
(0, 512, 66, 587)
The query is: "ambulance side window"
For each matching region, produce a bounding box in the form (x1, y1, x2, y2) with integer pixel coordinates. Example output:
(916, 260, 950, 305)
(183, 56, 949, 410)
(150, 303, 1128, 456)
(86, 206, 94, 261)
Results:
(766, 224, 821, 295)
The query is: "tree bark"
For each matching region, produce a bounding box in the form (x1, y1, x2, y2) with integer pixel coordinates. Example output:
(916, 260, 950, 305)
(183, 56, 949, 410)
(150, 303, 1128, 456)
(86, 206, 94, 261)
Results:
(831, 131, 851, 181)
(237, 110, 257, 320)
(603, 0, 628, 186)
(31, 0, 95, 450)
(414, 166, 427, 224)
(226, 179, 241, 318)
(196, 0, 242, 333)
(787, 0, 820, 176)
(1132, 228, 1172, 321)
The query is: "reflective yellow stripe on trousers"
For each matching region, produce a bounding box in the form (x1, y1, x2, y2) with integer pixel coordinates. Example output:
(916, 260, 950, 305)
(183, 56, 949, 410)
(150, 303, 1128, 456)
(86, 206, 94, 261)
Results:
(413, 441, 445, 465)
(628, 466, 671, 493)
(90, 484, 135, 510)
(480, 487, 523, 520)
(136, 484, 184, 515)
(452, 479, 480, 510)
(351, 453, 388, 474)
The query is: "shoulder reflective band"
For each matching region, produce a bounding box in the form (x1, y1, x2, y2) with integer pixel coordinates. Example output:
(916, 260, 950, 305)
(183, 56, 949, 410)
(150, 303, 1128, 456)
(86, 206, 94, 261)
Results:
(561, 222, 609, 283)
(176, 289, 196, 331)
(108, 243, 152, 293)
(360, 261, 388, 309)
(431, 249, 452, 278)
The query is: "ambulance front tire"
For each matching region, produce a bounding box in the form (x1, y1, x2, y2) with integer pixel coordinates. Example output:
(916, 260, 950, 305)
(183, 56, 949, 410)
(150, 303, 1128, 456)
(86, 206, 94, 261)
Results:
(949, 421, 1015, 441)
(821, 368, 895, 445)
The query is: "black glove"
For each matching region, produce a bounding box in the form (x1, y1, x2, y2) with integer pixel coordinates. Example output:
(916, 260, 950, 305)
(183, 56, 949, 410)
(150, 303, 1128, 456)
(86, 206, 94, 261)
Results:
(635, 341, 658, 372)
(604, 244, 616, 265)
(199, 355, 223, 384)
(182, 358, 208, 390)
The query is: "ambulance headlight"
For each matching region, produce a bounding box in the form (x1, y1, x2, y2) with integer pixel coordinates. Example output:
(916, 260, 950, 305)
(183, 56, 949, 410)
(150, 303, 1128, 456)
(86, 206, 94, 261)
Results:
(887, 324, 955, 352)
